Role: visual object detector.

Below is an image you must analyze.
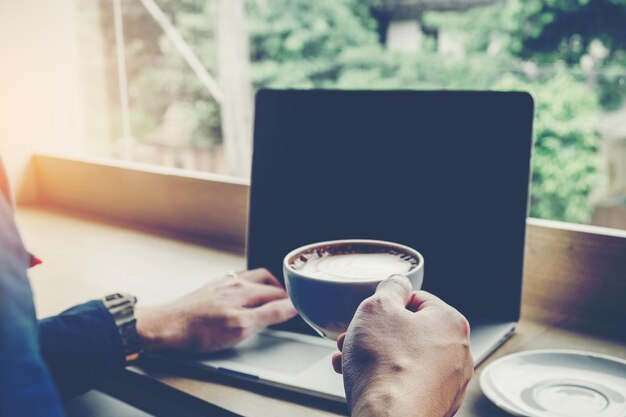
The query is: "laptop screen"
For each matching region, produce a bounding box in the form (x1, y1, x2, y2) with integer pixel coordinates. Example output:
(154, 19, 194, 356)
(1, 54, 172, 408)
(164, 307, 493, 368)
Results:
(247, 89, 534, 336)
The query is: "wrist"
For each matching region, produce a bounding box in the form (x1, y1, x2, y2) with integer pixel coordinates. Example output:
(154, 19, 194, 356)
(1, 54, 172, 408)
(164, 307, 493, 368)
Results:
(349, 371, 430, 417)
(351, 391, 400, 417)
(135, 306, 175, 352)
(352, 392, 432, 417)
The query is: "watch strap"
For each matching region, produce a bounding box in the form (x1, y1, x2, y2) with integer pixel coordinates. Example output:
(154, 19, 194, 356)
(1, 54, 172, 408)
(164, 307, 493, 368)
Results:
(102, 293, 143, 362)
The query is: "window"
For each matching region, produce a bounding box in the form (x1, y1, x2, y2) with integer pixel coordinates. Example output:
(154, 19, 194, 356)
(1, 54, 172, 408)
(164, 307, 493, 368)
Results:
(66, 0, 626, 229)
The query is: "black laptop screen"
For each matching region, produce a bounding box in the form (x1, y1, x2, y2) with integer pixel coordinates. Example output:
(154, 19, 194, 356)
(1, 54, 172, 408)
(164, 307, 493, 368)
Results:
(247, 90, 534, 335)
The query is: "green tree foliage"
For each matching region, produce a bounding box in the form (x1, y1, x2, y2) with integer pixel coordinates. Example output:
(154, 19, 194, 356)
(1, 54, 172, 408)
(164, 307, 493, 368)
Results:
(425, 0, 626, 109)
(246, 0, 378, 88)
(247, 0, 514, 90)
(496, 73, 601, 223)
(422, 2, 514, 54)
(502, 0, 626, 110)
(333, 47, 512, 90)
(504, 0, 626, 64)
(108, 0, 619, 223)
(104, 0, 221, 147)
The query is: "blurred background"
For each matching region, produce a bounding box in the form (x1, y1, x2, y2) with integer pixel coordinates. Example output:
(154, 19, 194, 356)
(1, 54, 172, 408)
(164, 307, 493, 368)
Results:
(1, 0, 625, 228)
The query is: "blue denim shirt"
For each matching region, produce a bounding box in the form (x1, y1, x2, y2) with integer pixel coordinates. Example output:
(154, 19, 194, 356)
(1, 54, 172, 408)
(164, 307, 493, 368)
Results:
(0, 175, 125, 416)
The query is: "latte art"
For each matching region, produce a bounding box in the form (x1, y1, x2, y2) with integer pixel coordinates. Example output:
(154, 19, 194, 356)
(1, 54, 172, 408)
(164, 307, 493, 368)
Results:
(299, 253, 414, 281)
(290, 243, 418, 282)
(284, 239, 424, 339)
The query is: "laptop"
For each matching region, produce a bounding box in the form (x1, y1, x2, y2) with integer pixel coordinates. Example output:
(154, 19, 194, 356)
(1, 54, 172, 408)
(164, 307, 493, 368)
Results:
(181, 90, 534, 402)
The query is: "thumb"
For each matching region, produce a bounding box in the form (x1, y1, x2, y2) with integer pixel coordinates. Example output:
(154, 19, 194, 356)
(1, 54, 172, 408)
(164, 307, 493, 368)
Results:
(375, 275, 413, 307)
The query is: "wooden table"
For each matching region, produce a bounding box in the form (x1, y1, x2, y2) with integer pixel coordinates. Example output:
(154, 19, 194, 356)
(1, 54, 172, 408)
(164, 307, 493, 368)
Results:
(16, 207, 626, 417)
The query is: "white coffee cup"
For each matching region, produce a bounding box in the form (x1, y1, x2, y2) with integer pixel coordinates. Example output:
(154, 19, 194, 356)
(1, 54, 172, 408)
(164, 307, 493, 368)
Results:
(283, 239, 424, 340)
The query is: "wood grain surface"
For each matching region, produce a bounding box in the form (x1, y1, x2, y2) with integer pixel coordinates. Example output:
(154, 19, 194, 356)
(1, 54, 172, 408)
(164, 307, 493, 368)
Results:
(523, 219, 626, 324)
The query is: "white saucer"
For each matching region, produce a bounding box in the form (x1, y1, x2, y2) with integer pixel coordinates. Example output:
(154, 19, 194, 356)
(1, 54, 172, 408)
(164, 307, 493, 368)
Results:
(480, 350, 626, 417)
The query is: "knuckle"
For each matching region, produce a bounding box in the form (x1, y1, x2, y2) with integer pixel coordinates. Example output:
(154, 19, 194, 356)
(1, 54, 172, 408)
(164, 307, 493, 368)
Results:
(359, 295, 387, 315)
(231, 325, 250, 340)
(223, 311, 250, 330)
(276, 305, 290, 320)
(221, 311, 238, 326)
(260, 307, 281, 323)
(249, 267, 271, 279)
(272, 309, 285, 322)
(385, 274, 410, 289)
(458, 315, 471, 339)
(228, 280, 245, 289)
(443, 307, 471, 339)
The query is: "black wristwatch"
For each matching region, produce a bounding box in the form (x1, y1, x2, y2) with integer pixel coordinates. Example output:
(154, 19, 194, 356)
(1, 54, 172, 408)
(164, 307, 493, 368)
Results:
(102, 293, 143, 362)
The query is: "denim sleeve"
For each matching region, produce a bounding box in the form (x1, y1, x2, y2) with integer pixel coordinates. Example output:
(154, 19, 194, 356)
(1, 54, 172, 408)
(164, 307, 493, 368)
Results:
(38, 300, 126, 399)
(0, 194, 65, 417)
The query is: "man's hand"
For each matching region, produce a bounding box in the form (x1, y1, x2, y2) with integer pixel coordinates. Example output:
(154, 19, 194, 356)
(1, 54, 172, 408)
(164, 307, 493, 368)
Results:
(135, 268, 297, 353)
(332, 276, 473, 417)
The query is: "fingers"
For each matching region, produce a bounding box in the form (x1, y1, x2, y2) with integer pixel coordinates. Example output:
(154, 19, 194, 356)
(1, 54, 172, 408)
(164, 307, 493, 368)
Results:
(331, 333, 345, 373)
(332, 353, 342, 374)
(336, 333, 346, 352)
(333, 334, 345, 374)
(375, 275, 413, 307)
(405, 290, 445, 313)
(406, 291, 471, 338)
(239, 268, 283, 288)
(249, 298, 297, 329)
(239, 282, 289, 307)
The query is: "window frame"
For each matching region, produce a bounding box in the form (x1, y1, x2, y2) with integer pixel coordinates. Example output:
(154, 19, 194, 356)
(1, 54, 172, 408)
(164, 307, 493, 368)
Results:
(18, 154, 249, 252)
(17, 154, 626, 253)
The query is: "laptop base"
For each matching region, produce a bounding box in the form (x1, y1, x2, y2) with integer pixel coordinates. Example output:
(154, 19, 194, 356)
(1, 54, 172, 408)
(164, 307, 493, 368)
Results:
(176, 320, 516, 403)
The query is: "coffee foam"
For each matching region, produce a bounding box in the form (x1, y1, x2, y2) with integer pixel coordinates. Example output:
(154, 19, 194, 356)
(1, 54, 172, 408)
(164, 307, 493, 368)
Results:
(291, 244, 417, 281)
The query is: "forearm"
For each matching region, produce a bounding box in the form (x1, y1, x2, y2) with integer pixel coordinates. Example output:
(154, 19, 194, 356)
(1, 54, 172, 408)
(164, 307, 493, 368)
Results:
(38, 300, 126, 399)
